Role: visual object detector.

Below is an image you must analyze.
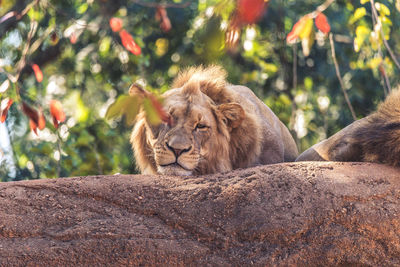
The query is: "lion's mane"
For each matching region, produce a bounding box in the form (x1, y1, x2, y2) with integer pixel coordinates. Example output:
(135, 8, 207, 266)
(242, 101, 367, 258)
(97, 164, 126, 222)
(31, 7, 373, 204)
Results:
(131, 66, 298, 175)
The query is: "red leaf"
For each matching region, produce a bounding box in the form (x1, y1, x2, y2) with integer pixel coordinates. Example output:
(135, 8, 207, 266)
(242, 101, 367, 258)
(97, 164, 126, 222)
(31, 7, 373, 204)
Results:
(109, 17, 123, 32)
(160, 16, 171, 32)
(70, 32, 77, 44)
(156, 7, 171, 32)
(38, 109, 46, 130)
(52, 116, 59, 129)
(119, 30, 141, 55)
(31, 64, 43, 83)
(50, 100, 66, 123)
(22, 102, 39, 125)
(315, 13, 330, 34)
(148, 95, 171, 125)
(286, 17, 307, 44)
(237, 0, 266, 24)
(29, 119, 38, 135)
(0, 98, 13, 123)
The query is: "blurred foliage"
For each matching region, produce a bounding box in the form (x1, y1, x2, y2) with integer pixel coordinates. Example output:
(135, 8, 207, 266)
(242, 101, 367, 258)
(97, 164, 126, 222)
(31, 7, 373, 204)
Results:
(0, 0, 399, 181)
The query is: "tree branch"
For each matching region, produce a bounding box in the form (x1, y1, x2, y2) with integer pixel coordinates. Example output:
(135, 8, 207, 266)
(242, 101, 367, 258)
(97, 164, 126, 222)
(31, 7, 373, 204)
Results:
(0, 0, 38, 37)
(130, 0, 191, 8)
(329, 33, 357, 121)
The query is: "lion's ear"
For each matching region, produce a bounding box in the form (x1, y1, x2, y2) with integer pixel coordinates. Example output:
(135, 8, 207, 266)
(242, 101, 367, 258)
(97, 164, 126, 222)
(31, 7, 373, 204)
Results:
(218, 103, 245, 129)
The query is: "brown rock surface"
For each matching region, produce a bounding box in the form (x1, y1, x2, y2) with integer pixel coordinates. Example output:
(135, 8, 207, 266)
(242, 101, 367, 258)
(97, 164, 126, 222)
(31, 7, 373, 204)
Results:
(1, 162, 400, 266)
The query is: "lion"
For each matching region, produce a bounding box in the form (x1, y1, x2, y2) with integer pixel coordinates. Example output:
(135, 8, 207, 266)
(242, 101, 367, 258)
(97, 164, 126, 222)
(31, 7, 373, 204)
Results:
(130, 65, 298, 176)
(296, 87, 400, 166)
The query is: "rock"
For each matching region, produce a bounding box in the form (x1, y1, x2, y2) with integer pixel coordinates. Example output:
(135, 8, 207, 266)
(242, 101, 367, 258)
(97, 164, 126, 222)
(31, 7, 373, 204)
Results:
(0, 162, 400, 266)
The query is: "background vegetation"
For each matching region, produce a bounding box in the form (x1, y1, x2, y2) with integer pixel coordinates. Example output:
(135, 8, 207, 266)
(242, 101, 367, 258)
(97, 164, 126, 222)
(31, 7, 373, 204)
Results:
(0, 0, 399, 181)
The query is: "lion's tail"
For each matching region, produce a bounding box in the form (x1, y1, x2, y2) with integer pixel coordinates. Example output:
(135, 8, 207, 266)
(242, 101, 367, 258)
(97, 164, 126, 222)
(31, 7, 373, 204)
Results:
(353, 88, 400, 166)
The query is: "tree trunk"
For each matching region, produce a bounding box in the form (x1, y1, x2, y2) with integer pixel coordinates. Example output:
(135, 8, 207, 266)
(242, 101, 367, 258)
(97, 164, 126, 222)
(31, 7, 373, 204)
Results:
(1, 162, 400, 266)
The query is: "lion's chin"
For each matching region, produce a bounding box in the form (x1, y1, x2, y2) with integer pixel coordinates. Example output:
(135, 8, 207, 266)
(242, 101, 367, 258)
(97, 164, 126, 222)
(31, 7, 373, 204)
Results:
(157, 164, 193, 176)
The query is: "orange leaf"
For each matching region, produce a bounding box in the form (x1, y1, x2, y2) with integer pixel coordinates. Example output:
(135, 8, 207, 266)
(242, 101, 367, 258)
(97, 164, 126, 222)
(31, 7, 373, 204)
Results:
(22, 102, 39, 125)
(29, 119, 38, 135)
(0, 98, 13, 123)
(52, 116, 59, 129)
(38, 109, 46, 130)
(32, 64, 43, 83)
(286, 17, 307, 44)
(119, 30, 141, 55)
(109, 17, 123, 32)
(70, 32, 77, 44)
(315, 13, 331, 34)
(50, 100, 66, 123)
(237, 0, 266, 24)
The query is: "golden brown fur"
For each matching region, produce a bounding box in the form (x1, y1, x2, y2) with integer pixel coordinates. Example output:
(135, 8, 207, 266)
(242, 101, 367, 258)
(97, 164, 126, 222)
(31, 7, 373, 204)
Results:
(296, 88, 400, 166)
(131, 65, 298, 176)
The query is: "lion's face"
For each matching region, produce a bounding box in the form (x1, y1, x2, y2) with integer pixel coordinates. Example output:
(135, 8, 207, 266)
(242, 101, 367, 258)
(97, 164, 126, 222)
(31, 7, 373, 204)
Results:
(147, 90, 224, 176)
(131, 66, 247, 176)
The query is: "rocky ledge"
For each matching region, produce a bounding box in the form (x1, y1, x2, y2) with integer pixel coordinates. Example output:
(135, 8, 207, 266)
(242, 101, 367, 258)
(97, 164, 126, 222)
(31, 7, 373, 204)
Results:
(1, 162, 400, 266)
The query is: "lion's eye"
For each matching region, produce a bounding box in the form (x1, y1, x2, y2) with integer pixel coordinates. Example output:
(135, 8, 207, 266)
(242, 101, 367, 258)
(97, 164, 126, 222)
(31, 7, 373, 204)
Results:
(195, 123, 207, 130)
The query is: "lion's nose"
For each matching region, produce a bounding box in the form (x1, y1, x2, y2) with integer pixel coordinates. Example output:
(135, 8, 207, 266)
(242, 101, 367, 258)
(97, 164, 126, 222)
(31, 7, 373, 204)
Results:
(166, 142, 192, 158)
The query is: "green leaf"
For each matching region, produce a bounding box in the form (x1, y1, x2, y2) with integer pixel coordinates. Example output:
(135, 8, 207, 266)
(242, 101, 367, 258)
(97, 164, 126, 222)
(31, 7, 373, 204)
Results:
(105, 95, 129, 120)
(143, 98, 161, 125)
(77, 3, 89, 14)
(124, 96, 140, 125)
(349, 7, 366, 24)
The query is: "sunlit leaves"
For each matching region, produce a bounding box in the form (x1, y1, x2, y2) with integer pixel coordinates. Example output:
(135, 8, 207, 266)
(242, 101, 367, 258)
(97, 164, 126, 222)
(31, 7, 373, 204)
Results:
(396, 0, 400, 12)
(109, 17, 123, 32)
(349, 7, 366, 24)
(315, 13, 330, 34)
(375, 2, 390, 16)
(367, 57, 383, 69)
(354, 25, 370, 52)
(0, 98, 13, 123)
(119, 30, 141, 55)
(31, 64, 43, 83)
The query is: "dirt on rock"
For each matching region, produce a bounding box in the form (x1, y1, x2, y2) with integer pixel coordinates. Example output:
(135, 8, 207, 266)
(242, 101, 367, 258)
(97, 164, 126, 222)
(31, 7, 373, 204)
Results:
(1, 161, 400, 266)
